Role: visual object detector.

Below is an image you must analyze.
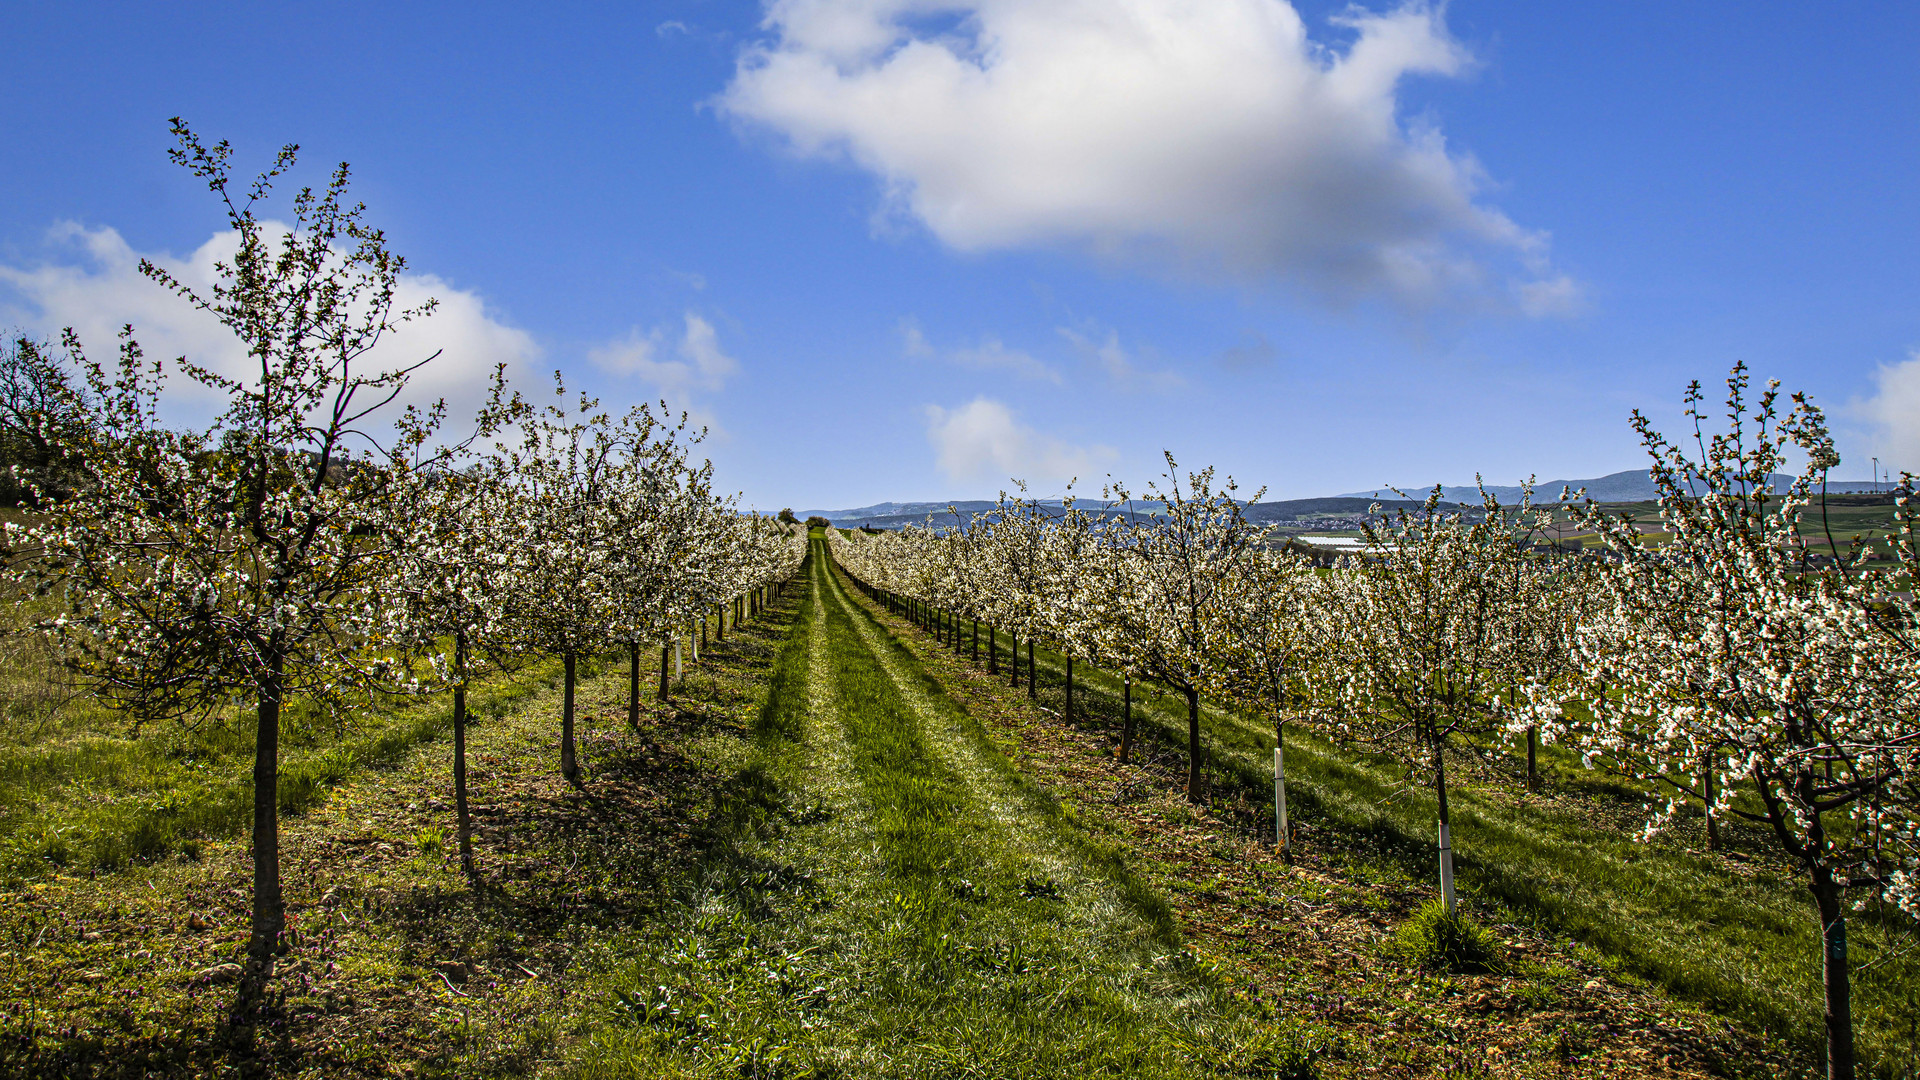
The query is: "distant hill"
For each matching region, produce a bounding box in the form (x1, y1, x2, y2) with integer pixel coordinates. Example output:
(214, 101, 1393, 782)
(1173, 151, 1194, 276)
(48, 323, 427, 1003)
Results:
(800, 469, 1894, 529)
(796, 496, 1426, 530)
(1340, 469, 1886, 504)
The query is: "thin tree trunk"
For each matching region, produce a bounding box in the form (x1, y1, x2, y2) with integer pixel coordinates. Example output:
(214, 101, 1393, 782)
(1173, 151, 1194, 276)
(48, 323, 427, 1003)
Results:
(248, 651, 287, 966)
(1434, 735, 1456, 915)
(1703, 752, 1721, 852)
(1010, 632, 1019, 687)
(1120, 677, 1133, 764)
(1526, 725, 1539, 793)
(1065, 654, 1074, 720)
(1184, 686, 1203, 804)
(627, 642, 641, 729)
(659, 644, 670, 702)
(988, 626, 998, 673)
(455, 632, 474, 878)
(1027, 640, 1036, 699)
(1814, 869, 1856, 1080)
(971, 619, 978, 663)
(561, 651, 579, 784)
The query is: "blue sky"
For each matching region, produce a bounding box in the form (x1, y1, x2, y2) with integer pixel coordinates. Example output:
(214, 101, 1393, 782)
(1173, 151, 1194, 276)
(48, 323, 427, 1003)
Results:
(3, 1, 1917, 510)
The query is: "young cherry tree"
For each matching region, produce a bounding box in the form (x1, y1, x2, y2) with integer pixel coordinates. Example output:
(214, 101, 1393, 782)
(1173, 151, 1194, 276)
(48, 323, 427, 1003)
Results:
(1205, 544, 1321, 851)
(1036, 493, 1101, 721)
(1107, 455, 1270, 804)
(3, 121, 474, 970)
(1079, 523, 1152, 763)
(1563, 367, 1920, 1080)
(601, 407, 720, 712)
(494, 384, 641, 784)
(389, 455, 524, 877)
(0, 334, 93, 507)
(1495, 525, 1594, 799)
(1320, 484, 1540, 913)
(976, 488, 1051, 695)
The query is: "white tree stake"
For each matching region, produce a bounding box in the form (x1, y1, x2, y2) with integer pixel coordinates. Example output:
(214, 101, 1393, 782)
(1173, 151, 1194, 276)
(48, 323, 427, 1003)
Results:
(1274, 745, 1289, 852)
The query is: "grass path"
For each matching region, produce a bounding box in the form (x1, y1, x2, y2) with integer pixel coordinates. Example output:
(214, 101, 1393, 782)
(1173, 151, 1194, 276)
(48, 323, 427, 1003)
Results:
(575, 536, 1306, 1078)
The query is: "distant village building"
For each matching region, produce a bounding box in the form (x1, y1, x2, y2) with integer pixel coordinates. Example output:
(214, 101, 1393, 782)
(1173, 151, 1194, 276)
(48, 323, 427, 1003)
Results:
(1287, 535, 1379, 566)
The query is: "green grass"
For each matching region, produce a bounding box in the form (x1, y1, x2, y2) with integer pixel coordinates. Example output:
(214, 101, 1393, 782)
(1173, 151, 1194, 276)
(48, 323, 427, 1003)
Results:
(0, 584, 572, 882)
(942, 612, 1919, 1076)
(573, 536, 1312, 1079)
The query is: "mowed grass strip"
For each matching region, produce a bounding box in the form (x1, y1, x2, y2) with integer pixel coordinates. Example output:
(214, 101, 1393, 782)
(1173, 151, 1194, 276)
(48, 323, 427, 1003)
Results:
(0, 582, 568, 882)
(970, 625, 1917, 1072)
(577, 536, 1310, 1079)
(1, 573, 806, 1079)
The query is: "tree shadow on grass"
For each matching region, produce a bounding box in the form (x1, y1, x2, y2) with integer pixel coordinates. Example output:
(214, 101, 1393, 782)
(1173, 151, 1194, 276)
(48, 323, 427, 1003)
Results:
(0, 692, 779, 1078)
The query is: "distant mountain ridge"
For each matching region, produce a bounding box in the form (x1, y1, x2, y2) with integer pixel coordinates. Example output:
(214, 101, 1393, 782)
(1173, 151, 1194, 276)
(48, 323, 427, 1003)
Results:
(1341, 468, 1886, 504)
(794, 496, 1429, 530)
(798, 469, 1892, 529)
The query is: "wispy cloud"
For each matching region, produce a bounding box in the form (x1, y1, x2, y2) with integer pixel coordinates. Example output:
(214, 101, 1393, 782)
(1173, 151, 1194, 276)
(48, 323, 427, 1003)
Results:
(900, 317, 1062, 384)
(1219, 330, 1279, 370)
(1057, 323, 1183, 392)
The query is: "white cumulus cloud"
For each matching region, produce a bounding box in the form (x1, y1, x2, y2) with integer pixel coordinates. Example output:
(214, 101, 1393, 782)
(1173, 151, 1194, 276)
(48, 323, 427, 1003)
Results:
(1851, 351, 1920, 477)
(722, 0, 1575, 312)
(590, 312, 740, 396)
(0, 222, 539, 432)
(589, 312, 741, 434)
(923, 396, 1111, 483)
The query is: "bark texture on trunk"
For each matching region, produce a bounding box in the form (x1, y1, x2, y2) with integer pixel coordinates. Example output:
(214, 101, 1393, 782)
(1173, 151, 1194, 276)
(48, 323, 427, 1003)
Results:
(1120, 677, 1133, 764)
(627, 642, 641, 730)
(659, 644, 670, 701)
(454, 633, 474, 877)
(561, 651, 579, 784)
(248, 653, 287, 965)
(1526, 725, 1539, 793)
(1703, 754, 1721, 851)
(1815, 871, 1856, 1080)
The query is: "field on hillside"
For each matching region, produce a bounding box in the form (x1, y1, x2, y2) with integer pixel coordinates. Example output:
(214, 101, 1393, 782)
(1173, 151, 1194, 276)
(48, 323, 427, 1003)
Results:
(1, 532, 1915, 1077)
